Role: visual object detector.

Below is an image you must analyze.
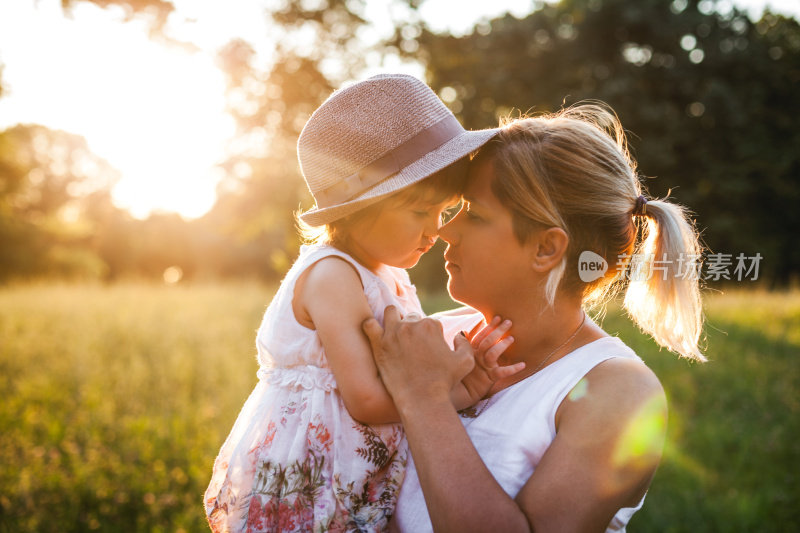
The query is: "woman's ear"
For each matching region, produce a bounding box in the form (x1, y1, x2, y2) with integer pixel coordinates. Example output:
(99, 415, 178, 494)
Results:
(530, 227, 569, 273)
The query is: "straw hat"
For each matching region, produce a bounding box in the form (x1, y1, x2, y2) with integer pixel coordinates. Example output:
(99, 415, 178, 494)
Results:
(298, 74, 498, 226)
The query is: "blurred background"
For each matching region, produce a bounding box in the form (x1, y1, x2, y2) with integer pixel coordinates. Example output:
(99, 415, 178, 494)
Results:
(1, 0, 798, 531)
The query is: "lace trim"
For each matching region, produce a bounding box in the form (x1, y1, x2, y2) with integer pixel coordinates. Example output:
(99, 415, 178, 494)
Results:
(257, 365, 337, 392)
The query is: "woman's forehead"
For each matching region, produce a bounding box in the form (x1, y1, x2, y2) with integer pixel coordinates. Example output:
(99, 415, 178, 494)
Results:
(411, 194, 459, 209)
(464, 160, 497, 206)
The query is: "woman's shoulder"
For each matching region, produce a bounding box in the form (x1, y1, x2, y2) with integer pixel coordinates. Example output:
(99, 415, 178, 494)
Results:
(576, 336, 663, 398)
(553, 336, 666, 429)
(588, 355, 664, 397)
(556, 343, 666, 431)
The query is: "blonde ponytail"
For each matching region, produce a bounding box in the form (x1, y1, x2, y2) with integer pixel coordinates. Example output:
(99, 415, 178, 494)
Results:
(485, 102, 705, 362)
(623, 199, 705, 361)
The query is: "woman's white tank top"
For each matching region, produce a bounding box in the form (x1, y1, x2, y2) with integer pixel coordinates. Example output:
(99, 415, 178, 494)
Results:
(393, 335, 647, 533)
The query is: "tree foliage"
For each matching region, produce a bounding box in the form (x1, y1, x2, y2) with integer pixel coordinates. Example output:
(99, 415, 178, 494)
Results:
(204, 0, 377, 279)
(0, 0, 798, 284)
(59, 0, 175, 35)
(401, 0, 800, 282)
(0, 125, 118, 279)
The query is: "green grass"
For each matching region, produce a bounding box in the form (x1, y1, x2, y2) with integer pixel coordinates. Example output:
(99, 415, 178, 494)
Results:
(0, 284, 798, 532)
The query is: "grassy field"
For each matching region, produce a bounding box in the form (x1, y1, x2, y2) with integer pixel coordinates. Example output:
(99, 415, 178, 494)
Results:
(0, 283, 798, 532)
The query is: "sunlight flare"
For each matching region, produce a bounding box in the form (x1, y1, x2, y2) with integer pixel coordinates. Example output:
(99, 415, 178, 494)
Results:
(0, 1, 234, 219)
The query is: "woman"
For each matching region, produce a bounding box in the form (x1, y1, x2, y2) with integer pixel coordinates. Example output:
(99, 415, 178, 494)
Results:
(363, 104, 704, 532)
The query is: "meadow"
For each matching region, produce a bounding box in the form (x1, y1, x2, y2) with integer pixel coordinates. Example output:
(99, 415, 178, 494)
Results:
(0, 283, 798, 532)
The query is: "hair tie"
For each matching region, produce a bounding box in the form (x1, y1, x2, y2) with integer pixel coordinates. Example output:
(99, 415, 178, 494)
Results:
(633, 195, 648, 216)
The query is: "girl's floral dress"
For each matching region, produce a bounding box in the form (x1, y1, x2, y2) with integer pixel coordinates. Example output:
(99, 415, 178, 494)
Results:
(205, 244, 422, 532)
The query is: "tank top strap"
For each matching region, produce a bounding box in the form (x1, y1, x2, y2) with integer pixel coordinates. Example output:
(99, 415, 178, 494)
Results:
(255, 244, 385, 367)
(470, 337, 644, 427)
(308, 246, 423, 319)
(272, 244, 421, 332)
(294, 244, 381, 293)
(499, 336, 644, 421)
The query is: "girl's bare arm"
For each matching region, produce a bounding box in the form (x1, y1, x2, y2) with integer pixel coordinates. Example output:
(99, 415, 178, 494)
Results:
(298, 257, 400, 424)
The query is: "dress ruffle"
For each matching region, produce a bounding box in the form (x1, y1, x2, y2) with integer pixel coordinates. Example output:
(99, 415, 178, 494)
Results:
(257, 365, 337, 392)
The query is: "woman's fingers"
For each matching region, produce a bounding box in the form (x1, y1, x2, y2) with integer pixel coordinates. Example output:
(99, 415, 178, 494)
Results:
(383, 305, 401, 328)
(362, 317, 386, 360)
(452, 332, 477, 379)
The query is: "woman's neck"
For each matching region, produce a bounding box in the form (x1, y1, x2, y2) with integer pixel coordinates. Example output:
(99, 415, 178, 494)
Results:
(483, 293, 606, 389)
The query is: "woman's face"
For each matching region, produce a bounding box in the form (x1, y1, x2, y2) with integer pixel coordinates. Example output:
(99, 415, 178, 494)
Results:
(439, 157, 536, 312)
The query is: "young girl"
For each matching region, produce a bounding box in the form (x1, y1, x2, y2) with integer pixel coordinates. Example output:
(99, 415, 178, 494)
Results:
(204, 74, 514, 532)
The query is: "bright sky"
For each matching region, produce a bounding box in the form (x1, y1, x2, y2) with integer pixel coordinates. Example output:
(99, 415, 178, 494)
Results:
(0, 0, 797, 219)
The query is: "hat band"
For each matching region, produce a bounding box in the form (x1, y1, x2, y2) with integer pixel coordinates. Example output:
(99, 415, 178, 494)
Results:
(315, 115, 464, 208)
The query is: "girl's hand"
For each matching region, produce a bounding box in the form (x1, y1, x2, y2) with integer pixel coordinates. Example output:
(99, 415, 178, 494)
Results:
(460, 317, 524, 404)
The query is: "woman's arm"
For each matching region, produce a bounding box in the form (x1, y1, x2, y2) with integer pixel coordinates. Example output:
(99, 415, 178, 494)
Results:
(363, 308, 530, 530)
(363, 307, 667, 532)
(515, 358, 666, 532)
(398, 390, 533, 532)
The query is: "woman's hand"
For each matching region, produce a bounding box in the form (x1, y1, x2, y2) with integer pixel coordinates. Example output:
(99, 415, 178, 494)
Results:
(362, 306, 475, 407)
(364, 308, 534, 533)
(460, 316, 524, 404)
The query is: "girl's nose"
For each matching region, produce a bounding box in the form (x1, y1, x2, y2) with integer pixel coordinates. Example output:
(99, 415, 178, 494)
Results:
(424, 213, 441, 238)
(438, 213, 458, 244)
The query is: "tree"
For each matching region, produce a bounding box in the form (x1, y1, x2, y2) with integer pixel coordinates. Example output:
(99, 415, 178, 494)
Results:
(403, 0, 800, 283)
(0, 125, 119, 280)
(203, 0, 384, 280)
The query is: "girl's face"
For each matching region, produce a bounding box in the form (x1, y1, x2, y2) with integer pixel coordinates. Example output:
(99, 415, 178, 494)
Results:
(345, 196, 455, 271)
(439, 158, 536, 312)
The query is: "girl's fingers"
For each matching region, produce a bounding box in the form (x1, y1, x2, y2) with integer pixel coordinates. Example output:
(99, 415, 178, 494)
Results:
(489, 361, 526, 381)
(483, 336, 514, 366)
(477, 319, 512, 355)
(470, 315, 501, 347)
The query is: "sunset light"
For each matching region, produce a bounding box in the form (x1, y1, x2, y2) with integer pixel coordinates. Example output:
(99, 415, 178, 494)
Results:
(0, 0, 795, 219)
(1, 0, 798, 531)
(0, 1, 238, 218)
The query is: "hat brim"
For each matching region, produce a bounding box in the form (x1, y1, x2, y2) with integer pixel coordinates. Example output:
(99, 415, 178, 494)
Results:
(299, 127, 500, 226)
